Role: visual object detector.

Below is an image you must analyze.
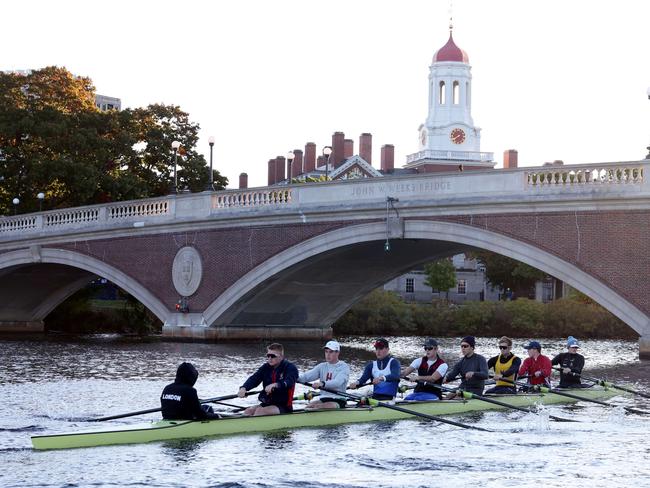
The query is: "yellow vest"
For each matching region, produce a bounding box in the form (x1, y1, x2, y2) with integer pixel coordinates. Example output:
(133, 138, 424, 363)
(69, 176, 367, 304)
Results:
(495, 354, 517, 387)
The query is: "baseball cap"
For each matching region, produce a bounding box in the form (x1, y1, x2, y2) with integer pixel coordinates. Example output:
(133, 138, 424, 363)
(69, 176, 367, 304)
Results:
(567, 336, 580, 348)
(323, 340, 341, 351)
(524, 340, 542, 351)
(423, 338, 438, 347)
(374, 338, 389, 349)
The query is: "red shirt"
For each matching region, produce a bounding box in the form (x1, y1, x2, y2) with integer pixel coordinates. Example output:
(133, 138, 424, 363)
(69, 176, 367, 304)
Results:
(518, 354, 552, 385)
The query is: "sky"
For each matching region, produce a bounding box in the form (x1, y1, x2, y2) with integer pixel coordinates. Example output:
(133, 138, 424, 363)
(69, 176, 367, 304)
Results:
(3, 0, 650, 188)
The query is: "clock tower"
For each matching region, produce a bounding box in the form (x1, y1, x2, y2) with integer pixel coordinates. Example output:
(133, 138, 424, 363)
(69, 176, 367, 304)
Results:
(405, 26, 494, 172)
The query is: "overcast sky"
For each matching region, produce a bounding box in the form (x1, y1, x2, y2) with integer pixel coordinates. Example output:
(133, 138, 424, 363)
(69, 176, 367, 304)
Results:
(3, 0, 649, 188)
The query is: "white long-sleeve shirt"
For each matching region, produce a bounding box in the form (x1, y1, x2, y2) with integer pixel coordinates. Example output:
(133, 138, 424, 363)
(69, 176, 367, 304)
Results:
(299, 361, 350, 401)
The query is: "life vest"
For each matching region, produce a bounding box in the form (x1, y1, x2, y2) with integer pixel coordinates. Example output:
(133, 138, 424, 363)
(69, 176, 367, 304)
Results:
(371, 357, 398, 397)
(495, 353, 517, 387)
(414, 356, 445, 398)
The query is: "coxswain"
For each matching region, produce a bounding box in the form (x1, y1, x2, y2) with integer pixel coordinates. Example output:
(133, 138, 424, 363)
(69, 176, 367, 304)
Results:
(160, 362, 219, 420)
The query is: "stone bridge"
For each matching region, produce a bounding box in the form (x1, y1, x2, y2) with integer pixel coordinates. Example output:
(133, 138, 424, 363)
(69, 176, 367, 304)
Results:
(1, 161, 649, 357)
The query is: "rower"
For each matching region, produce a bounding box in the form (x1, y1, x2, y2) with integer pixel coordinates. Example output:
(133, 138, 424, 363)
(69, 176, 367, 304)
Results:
(237, 343, 299, 416)
(402, 338, 447, 401)
(298, 340, 350, 409)
(518, 340, 552, 391)
(349, 338, 401, 401)
(485, 336, 521, 395)
(551, 336, 585, 388)
(443, 336, 488, 396)
(161, 362, 220, 420)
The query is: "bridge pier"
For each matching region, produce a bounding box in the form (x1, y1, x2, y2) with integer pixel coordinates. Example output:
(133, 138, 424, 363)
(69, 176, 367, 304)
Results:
(0, 321, 44, 333)
(640, 336, 650, 360)
(162, 324, 332, 342)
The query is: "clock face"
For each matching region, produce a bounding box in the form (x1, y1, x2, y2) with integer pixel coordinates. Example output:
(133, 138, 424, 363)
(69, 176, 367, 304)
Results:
(450, 128, 466, 145)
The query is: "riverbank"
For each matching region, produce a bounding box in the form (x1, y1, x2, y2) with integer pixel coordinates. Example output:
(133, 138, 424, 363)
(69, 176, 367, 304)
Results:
(333, 290, 638, 339)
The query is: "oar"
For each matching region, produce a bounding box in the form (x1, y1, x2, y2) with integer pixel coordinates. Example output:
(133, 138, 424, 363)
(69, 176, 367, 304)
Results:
(92, 390, 262, 421)
(552, 368, 650, 399)
(299, 381, 491, 432)
(433, 383, 577, 422)
(501, 378, 650, 415)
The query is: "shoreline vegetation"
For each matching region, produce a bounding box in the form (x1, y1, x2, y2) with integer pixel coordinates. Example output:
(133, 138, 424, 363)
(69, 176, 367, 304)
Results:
(45, 289, 637, 340)
(332, 290, 637, 340)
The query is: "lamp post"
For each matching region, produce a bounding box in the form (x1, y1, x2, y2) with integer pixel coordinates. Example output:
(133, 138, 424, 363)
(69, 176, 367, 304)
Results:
(322, 146, 332, 181)
(171, 140, 181, 194)
(12, 197, 19, 215)
(37, 192, 44, 212)
(206, 136, 215, 191)
(286, 151, 295, 183)
(646, 87, 650, 159)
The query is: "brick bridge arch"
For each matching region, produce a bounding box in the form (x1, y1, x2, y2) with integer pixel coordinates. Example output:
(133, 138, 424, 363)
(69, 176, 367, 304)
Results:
(205, 220, 647, 340)
(0, 248, 168, 328)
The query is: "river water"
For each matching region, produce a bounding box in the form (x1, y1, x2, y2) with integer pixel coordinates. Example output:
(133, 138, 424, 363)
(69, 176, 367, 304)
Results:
(1, 335, 649, 488)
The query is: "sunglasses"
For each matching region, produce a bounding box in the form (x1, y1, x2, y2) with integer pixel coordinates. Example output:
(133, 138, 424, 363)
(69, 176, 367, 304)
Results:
(424, 346, 435, 351)
(460, 344, 470, 349)
(499, 345, 509, 350)
(266, 353, 278, 359)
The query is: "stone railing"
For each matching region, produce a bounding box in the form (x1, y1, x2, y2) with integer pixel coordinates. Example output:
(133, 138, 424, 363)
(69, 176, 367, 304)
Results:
(406, 149, 494, 164)
(213, 188, 292, 208)
(525, 164, 644, 187)
(0, 215, 38, 233)
(108, 200, 169, 219)
(44, 208, 100, 227)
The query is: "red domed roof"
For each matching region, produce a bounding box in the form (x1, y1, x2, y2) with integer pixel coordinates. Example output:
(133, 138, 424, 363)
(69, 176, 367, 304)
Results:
(433, 32, 469, 63)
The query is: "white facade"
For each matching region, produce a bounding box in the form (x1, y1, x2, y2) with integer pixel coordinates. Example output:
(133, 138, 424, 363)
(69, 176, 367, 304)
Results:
(405, 30, 494, 168)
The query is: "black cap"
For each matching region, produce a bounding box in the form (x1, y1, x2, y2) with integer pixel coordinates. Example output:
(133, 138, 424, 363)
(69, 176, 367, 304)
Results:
(462, 336, 476, 348)
(423, 338, 438, 347)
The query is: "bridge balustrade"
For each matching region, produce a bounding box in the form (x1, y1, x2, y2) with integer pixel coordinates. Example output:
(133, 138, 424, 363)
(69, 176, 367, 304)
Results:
(213, 189, 292, 208)
(0, 215, 37, 233)
(526, 165, 644, 186)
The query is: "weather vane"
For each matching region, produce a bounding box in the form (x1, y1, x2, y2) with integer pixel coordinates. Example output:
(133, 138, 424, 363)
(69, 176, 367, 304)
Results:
(448, 0, 454, 32)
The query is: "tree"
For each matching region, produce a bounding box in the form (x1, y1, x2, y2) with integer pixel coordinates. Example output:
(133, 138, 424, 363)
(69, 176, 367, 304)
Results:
(0, 67, 227, 214)
(423, 258, 457, 301)
(472, 250, 547, 299)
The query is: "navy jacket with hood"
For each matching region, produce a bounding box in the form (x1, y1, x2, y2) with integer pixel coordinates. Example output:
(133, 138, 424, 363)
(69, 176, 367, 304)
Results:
(160, 362, 216, 420)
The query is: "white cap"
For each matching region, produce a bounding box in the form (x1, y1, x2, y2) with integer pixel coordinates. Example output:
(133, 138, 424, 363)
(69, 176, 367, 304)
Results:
(323, 340, 341, 351)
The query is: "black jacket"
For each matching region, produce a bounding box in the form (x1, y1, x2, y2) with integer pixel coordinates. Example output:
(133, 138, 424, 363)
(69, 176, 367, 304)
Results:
(241, 359, 298, 411)
(161, 362, 217, 420)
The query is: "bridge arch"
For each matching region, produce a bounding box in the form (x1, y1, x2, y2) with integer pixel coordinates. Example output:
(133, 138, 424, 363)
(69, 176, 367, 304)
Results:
(204, 220, 648, 337)
(0, 248, 169, 324)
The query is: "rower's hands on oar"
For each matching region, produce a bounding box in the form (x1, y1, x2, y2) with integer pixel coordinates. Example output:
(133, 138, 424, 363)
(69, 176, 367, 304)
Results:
(264, 383, 278, 395)
(310, 380, 324, 389)
(237, 387, 247, 398)
(348, 381, 359, 389)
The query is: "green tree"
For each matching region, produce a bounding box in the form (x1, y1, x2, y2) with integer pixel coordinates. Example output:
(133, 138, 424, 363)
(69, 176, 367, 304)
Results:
(0, 67, 227, 214)
(472, 250, 547, 299)
(423, 258, 457, 301)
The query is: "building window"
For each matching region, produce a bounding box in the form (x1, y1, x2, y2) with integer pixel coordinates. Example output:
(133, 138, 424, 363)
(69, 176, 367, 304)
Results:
(405, 278, 414, 293)
(457, 279, 467, 294)
(438, 81, 446, 104)
(453, 81, 460, 104)
(466, 82, 470, 106)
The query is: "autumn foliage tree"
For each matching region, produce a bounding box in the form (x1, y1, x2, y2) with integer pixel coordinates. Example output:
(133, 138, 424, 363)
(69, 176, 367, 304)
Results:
(0, 66, 226, 214)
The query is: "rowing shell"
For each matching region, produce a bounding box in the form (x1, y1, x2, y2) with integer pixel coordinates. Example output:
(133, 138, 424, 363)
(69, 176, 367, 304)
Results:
(31, 387, 619, 450)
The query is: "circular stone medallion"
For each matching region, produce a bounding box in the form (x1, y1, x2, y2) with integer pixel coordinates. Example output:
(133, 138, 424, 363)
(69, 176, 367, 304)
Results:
(172, 246, 203, 296)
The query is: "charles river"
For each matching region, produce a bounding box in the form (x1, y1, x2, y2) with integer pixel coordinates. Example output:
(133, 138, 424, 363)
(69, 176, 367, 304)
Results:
(1, 334, 649, 488)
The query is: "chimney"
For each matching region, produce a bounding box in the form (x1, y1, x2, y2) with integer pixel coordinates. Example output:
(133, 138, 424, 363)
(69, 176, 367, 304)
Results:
(275, 156, 286, 183)
(304, 142, 316, 173)
(344, 139, 354, 158)
(503, 149, 518, 169)
(292, 149, 303, 178)
(267, 159, 276, 186)
(360, 133, 372, 165)
(239, 173, 248, 189)
(380, 144, 395, 172)
(332, 131, 345, 168)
